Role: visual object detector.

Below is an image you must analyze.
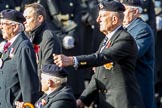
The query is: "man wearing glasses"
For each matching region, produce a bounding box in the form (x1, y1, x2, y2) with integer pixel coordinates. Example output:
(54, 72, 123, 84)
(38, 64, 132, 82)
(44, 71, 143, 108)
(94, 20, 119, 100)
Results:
(0, 9, 40, 108)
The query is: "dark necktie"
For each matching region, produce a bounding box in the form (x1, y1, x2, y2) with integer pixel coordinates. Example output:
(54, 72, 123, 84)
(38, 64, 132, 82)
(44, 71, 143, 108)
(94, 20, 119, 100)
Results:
(103, 37, 108, 46)
(100, 37, 108, 52)
(3, 42, 11, 53)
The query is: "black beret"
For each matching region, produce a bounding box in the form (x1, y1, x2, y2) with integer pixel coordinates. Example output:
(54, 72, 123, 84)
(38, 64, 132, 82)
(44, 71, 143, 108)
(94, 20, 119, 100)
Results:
(0, 9, 26, 23)
(121, 0, 142, 7)
(98, 1, 125, 12)
(42, 64, 68, 78)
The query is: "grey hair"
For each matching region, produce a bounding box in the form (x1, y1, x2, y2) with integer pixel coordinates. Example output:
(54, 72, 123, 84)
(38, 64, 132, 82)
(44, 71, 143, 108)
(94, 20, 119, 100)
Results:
(11, 21, 24, 32)
(129, 6, 143, 13)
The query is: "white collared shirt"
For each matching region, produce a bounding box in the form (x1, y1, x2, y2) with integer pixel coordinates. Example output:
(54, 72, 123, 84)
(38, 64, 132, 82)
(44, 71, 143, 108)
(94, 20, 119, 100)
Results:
(8, 33, 20, 45)
(106, 26, 122, 40)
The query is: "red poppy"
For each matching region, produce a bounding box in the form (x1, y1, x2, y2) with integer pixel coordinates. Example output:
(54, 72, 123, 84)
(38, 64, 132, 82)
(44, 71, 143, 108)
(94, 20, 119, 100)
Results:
(33, 44, 40, 53)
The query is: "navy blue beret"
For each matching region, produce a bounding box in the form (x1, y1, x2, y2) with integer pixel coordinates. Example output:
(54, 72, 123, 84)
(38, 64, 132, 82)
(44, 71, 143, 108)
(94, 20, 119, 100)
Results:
(98, 1, 125, 12)
(121, 0, 142, 7)
(0, 9, 26, 23)
(42, 64, 68, 78)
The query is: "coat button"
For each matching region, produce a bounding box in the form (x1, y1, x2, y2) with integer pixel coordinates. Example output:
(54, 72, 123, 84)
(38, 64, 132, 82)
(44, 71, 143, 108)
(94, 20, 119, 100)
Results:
(69, 2, 73, 7)
(104, 90, 107, 93)
(94, 104, 98, 108)
(103, 76, 107, 79)
(98, 90, 101, 93)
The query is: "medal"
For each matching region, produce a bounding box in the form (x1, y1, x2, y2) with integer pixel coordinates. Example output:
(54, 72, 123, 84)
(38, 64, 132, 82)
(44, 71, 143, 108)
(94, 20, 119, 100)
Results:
(0, 58, 3, 68)
(104, 62, 113, 70)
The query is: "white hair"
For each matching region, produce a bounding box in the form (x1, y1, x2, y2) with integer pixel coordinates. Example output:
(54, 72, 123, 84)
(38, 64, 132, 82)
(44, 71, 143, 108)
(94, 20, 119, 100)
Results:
(43, 73, 67, 85)
(50, 76, 67, 84)
(10, 21, 24, 32)
(129, 5, 143, 13)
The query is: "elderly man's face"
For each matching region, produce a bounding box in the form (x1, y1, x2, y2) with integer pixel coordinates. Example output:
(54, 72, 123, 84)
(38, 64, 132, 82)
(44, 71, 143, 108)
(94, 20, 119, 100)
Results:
(23, 7, 41, 32)
(41, 73, 49, 92)
(96, 10, 114, 34)
(123, 5, 136, 26)
(0, 19, 15, 40)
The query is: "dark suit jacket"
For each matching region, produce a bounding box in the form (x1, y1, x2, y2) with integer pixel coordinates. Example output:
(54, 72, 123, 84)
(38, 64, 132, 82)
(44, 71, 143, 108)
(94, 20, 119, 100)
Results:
(0, 32, 40, 108)
(77, 27, 144, 108)
(127, 18, 155, 108)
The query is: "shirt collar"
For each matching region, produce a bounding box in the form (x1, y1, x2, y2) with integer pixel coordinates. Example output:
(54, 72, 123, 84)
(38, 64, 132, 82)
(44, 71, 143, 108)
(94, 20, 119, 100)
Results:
(8, 33, 20, 45)
(106, 26, 121, 40)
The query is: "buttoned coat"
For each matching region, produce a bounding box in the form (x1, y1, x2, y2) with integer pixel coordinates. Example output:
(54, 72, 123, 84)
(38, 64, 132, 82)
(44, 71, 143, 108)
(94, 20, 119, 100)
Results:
(126, 18, 155, 108)
(0, 32, 40, 108)
(76, 27, 145, 108)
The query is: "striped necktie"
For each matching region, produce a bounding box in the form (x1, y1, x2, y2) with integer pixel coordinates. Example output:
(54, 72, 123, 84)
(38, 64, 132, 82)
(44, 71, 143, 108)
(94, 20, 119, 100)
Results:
(100, 37, 108, 52)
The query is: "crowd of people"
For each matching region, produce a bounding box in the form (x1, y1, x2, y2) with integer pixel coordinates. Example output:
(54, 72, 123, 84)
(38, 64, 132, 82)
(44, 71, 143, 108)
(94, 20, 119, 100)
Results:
(0, 0, 162, 108)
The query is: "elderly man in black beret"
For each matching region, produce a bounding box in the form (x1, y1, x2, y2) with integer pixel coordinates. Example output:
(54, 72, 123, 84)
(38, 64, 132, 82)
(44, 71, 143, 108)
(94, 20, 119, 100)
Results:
(120, 0, 156, 108)
(15, 64, 77, 108)
(53, 1, 144, 108)
(0, 9, 40, 108)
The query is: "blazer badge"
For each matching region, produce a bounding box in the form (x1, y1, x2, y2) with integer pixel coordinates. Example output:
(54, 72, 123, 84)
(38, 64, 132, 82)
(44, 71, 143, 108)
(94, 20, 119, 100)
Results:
(104, 62, 113, 70)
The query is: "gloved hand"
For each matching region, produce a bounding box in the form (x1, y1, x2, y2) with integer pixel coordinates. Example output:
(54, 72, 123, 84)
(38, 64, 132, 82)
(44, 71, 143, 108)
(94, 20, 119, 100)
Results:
(156, 16, 162, 31)
(62, 36, 75, 49)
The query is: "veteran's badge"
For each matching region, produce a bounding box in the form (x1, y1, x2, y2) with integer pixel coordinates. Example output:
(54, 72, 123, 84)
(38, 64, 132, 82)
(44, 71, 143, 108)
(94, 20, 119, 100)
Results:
(9, 48, 14, 58)
(0, 58, 3, 68)
(104, 62, 113, 70)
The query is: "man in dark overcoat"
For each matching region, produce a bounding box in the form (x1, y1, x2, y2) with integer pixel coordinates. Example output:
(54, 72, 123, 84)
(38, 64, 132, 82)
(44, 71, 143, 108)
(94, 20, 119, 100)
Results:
(23, 3, 62, 78)
(53, 1, 145, 108)
(0, 9, 40, 108)
(38, 0, 87, 98)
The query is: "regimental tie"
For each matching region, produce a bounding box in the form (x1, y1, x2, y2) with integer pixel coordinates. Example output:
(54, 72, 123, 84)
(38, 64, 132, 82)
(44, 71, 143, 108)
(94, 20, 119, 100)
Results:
(100, 37, 109, 52)
(3, 42, 11, 53)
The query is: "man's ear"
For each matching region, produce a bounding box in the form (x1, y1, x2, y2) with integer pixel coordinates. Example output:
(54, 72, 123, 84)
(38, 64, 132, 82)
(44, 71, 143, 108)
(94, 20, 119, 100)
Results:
(38, 15, 44, 23)
(48, 79, 54, 87)
(134, 8, 140, 16)
(13, 24, 19, 32)
(48, 79, 52, 87)
(112, 15, 118, 25)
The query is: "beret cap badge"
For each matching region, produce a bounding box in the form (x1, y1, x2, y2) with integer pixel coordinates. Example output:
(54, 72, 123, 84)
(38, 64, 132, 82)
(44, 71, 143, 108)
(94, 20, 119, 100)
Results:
(98, 3, 104, 10)
(98, 1, 125, 12)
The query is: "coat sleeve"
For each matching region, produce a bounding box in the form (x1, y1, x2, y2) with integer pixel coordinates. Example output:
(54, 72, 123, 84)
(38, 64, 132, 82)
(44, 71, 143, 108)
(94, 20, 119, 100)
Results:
(41, 31, 62, 65)
(133, 24, 154, 58)
(76, 35, 137, 68)
(17, 42, 40, 104)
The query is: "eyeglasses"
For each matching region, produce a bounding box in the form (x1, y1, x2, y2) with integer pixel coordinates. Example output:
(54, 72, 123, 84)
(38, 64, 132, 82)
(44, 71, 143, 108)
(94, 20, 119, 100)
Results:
(0, 22, 13, 26)
(0, 22, 17, 26)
